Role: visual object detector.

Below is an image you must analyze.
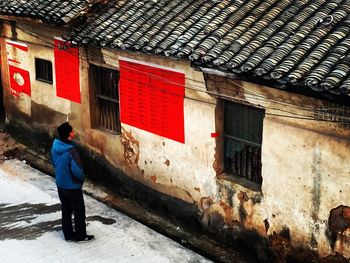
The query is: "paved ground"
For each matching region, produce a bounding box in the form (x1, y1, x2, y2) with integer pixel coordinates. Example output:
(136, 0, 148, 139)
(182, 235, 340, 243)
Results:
(0, 158, 212, 263)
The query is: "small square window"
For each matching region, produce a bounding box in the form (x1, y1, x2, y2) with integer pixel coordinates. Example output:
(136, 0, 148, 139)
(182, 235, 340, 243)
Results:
(35, 58, 53, 84)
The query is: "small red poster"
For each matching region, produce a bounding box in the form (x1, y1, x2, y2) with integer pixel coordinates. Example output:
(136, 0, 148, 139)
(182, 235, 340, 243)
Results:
(6, 40, 31, 97)
(54, 39, 80, 103)
(120, 59, 185, 143)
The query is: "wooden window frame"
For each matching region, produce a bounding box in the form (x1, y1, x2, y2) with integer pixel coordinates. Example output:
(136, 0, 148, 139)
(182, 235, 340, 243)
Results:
(223, 100, 264, 185)
(89, 64, 121, 134)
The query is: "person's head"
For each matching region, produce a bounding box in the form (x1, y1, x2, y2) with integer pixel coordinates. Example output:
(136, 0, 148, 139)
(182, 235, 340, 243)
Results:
(57, 122, 74, 140)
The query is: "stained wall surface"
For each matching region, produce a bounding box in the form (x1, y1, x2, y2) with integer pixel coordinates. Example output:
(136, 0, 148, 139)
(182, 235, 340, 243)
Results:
(207, 74, 350, 258)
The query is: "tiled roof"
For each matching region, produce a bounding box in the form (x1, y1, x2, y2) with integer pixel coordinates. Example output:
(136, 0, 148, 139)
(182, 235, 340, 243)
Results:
(65, 0, 350, 95)
(0, 0, 104, 25)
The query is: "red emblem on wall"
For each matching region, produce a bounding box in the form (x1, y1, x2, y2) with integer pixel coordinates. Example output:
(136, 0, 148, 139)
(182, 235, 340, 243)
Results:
(9, 65, 31, 96)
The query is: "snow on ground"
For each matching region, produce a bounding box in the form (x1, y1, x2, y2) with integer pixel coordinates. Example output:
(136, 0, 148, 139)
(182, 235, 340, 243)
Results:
(0, 160, 211, 263)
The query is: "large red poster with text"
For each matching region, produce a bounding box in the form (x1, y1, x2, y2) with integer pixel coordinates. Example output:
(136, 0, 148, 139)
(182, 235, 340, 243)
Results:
(120, 59, 185, 143)
(54, 39, 80, 103)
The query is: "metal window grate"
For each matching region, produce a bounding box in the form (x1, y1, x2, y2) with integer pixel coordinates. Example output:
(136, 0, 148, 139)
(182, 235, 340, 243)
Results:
(224, 101, 264, 185)
(35, 58, 53, 84)
(92, 65, 121, 134)
(315, 104, 350, 128)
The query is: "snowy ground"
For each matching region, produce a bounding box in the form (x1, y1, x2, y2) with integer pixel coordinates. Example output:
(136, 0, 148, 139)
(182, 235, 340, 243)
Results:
(0, 159, 211, 263)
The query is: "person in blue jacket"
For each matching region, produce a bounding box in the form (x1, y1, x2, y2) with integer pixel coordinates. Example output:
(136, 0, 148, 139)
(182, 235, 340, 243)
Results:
(51, 122, 94, 243)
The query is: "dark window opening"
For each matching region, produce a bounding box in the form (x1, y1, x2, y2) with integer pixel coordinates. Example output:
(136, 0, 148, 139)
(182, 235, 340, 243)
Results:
(35, 58, 53, 84)
(224, 101, 264, 185)
(91, 64, 120, 134)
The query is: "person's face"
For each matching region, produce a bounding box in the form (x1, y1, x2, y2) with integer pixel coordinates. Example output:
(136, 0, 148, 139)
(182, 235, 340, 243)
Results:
(68, 129, 75, 140)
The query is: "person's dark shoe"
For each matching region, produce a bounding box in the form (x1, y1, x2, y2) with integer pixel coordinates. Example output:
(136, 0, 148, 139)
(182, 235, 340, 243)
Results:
(65, 233, 76, 242)
(76, 235, 95, 243)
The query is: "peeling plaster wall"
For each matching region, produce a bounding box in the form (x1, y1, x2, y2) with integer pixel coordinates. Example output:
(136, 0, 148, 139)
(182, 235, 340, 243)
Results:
(80, 48, 219, 204)
(262, 118, 350, 255)
(206, 74, 350, 259)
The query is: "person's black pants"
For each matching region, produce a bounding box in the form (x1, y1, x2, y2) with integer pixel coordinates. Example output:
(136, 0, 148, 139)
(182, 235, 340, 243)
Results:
(58, 188, 86, 240)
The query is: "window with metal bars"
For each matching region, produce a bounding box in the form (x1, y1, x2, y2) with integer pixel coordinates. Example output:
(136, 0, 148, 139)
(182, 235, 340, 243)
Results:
(224, 101, 264, 185)
(91, 64, 121, 134)
(35, 58, 53, 84)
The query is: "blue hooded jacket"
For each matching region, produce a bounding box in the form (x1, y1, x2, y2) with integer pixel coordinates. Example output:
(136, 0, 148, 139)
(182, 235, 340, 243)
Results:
(51, 138, 85, 189)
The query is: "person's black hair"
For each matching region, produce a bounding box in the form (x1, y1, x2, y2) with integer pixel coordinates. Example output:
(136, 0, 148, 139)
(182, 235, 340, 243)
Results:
(57, 122, 72, 140)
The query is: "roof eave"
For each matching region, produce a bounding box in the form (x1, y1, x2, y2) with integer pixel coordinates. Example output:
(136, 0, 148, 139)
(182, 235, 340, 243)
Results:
(0, 15, 43, 24)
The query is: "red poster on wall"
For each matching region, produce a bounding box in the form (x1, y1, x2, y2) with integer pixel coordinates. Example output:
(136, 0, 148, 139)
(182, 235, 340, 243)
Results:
(120, 59, 185, 143)
(54, 39, 80, 103)
(9, 65, 31, 96)
(5, 40, 31, 97)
